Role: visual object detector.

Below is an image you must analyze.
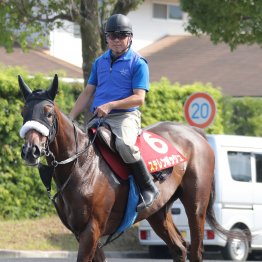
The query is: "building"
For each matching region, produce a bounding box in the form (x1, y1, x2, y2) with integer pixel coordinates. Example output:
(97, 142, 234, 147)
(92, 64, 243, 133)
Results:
(49, 0, 187, 67)
(1, 0, 262, 97)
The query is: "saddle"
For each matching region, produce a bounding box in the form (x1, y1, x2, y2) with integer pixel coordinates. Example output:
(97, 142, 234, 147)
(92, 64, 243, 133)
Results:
(91, 124, 187, 181)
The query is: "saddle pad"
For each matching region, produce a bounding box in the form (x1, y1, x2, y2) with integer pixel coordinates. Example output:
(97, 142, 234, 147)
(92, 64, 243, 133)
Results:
(95, 130, 187, 180)
(115, 175, 139, 233)
(137, 131, 187, 173)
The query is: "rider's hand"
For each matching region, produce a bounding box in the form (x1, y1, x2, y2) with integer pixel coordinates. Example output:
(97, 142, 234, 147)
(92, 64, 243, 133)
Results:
(94, 102, 113, 117)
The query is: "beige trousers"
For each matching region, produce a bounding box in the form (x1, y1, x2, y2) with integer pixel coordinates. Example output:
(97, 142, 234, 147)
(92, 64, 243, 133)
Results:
(87, 110, 142, 164)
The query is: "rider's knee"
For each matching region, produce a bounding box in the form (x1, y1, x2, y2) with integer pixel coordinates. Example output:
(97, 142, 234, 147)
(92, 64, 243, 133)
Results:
(115, 139, 140, 163)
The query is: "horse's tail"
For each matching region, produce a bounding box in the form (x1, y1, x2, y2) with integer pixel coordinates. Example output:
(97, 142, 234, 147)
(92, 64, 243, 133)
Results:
(206, 178, 251, 242)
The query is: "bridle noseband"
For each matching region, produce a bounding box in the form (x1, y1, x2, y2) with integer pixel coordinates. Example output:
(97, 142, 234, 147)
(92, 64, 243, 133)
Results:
(22, 92, 103, 202)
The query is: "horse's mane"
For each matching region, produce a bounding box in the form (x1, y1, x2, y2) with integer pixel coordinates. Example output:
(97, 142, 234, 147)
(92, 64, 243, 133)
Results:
(53, 104, 86, 133)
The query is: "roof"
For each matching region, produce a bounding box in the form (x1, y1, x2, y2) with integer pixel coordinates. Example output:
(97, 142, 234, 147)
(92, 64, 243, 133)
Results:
(0, 47, 83, 79)
(139, 35, 262, 97)
(1, 36, 262, 97)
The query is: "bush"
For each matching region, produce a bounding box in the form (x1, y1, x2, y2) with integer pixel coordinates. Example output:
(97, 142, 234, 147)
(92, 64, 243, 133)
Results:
(141, 78, 224, 134)
(222, 96, 262, 136)
(0, 67, 260, 219)
(0, 66, 83, 219)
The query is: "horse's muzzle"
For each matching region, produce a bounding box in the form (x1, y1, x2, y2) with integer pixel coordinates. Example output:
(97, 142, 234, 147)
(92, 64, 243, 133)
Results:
(21, 143, 41, 165)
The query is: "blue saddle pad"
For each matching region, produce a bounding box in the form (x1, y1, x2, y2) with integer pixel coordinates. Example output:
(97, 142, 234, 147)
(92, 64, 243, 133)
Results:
(116, 175, 139, 233)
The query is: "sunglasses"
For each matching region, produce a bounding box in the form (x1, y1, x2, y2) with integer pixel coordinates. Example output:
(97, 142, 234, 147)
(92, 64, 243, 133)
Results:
(106, 32, 131, 40)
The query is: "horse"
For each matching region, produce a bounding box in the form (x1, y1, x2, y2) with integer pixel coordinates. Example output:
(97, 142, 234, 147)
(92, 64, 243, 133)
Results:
(18, 74, 232, 262)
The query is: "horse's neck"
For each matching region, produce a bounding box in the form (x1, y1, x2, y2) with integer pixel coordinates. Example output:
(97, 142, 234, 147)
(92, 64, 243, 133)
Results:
(50, 109, 90, 160)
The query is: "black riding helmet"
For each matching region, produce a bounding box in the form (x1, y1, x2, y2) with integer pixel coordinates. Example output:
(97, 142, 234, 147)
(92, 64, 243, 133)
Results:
(105, 14, 133, 35)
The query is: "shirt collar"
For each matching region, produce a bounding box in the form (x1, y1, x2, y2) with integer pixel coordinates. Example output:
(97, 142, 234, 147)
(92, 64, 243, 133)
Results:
(103, 48, 132, 61)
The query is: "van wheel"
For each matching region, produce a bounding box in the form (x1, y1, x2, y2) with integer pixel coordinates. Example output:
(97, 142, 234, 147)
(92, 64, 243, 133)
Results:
(222, 228, 249, 261)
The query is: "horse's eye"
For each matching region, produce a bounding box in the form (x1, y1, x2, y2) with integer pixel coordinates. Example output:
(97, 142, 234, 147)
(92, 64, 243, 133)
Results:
(47, 112, 53, 118)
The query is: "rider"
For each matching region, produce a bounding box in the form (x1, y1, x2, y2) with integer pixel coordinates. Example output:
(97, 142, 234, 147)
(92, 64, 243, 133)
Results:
(69, 14, 159, 212)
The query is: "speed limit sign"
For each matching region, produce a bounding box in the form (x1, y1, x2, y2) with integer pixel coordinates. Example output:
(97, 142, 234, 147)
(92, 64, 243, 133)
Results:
(184, 92, 216, 128)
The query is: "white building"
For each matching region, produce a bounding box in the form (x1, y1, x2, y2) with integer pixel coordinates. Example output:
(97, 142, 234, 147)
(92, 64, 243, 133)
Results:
(49, 0, 189, 67)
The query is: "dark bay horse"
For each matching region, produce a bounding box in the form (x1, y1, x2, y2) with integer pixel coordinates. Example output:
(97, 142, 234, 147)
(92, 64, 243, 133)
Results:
(18, 75, 231, 262)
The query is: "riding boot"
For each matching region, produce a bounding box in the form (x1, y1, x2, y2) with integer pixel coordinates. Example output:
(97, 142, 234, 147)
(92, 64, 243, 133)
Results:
(128, 159, 159, 212)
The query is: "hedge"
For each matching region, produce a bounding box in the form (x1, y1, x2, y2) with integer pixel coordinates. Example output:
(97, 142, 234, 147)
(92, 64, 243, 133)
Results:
(0, 67, 82, 219)
(141, 78, 224, 134)
(0, 66, 261, 219)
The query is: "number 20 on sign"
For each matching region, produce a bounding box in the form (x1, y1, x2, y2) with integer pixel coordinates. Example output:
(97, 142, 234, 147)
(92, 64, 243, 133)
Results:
(184, 92, 216, 128)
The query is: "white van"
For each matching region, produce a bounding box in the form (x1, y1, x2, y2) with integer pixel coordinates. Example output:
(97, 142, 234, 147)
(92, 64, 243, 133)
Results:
(139, 134, 262, 261)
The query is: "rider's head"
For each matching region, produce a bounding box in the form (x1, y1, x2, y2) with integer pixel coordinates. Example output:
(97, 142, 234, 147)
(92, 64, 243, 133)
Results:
(105, 14, 133, 56)
(105, 14, 133, 35)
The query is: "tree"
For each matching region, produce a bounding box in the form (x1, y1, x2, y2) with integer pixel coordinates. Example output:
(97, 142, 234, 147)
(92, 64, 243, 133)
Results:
(181, 0, 262, 50)
(0, 0, 144, 82)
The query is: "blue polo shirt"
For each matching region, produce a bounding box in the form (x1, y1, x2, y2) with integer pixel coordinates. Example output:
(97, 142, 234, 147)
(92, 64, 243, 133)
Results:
(88, 48, 149, 113)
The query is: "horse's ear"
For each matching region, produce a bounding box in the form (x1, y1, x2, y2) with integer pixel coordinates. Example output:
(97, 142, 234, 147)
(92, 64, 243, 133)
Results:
(47, 74, 59, 101)
(18, 75, 32, 100)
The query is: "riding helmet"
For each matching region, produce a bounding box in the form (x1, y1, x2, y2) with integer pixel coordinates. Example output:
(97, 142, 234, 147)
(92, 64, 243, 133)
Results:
(105, 14, 133, 34)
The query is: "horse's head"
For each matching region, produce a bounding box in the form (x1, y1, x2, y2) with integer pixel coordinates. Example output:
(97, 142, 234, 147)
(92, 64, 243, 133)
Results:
(19, 75, 58, 166)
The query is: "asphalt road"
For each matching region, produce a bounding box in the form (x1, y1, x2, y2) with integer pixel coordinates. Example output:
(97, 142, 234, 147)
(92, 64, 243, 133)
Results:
(0, 258, 234, 262)
(0, 251, 261, 262)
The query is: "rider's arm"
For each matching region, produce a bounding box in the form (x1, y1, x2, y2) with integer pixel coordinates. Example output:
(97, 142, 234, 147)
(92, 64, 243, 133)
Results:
(69, 84, 95, 120)
(94, 89, 145, 117)
(94, 57, 149, 117)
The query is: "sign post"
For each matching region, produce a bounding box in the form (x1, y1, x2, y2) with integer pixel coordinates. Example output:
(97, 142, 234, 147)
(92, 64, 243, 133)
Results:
(184, 92, 216, 128)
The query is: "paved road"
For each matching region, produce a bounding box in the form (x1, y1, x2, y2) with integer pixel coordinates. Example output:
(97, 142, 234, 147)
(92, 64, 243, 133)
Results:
(0, 251, 260, 262)
(0, 259, 237, 262)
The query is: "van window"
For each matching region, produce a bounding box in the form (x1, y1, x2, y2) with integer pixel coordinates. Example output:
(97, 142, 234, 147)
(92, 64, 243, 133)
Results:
(256, 154, 262, 183)
(228, 152, 251, 182)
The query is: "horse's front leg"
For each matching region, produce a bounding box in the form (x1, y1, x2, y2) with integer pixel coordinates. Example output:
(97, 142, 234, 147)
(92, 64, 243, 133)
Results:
(93, 245, 106, 262)
(77, 219, 104, 262)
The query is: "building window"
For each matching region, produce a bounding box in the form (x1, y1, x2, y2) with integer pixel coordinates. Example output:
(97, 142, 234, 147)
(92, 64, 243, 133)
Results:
(153, 3, 182, 20)
(169, 5, 183, 19)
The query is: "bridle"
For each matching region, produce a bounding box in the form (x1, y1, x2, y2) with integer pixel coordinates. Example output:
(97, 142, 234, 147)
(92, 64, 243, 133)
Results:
(39, 117, 90, 201)
(42, 113, 102, 168)
(21, 94, 91, 200)
(23, 98, 102, 200)
(43, 120, 84, 167)
(21, 91, 105, 239)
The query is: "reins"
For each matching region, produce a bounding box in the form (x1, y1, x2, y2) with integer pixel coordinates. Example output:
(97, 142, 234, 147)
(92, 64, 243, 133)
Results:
(39, 115, 103, 201)
(38, 115, 120, 248)
(43, 122, 87, 167)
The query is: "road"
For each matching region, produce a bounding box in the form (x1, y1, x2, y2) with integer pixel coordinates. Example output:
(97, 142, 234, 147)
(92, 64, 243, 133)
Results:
(0, 251, 260, 262)
(0, 259, 243, 262)
(0, 254, 261, 262)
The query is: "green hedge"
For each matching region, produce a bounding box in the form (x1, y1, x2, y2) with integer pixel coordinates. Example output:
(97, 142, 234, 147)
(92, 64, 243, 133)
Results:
(0, 67, 83, 219)
(0, 66, 261, 219)
(141, 78, 224, 134)
(222, 96, 262, 136)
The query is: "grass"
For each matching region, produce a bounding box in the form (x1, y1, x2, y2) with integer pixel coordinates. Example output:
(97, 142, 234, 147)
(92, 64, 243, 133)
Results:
(0, 215, 147, 252)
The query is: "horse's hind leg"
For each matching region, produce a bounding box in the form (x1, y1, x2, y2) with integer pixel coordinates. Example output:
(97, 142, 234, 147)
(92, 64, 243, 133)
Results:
(181, 172, 212, 262)
(147, 206, 187, 262)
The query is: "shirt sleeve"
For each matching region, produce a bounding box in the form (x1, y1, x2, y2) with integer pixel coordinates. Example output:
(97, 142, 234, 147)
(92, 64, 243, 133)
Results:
(132, 58, 150, 92)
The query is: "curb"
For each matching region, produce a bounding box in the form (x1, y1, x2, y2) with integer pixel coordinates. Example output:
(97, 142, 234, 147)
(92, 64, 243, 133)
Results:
(0, 250, 77, 258)
(0, 250, 149, 259)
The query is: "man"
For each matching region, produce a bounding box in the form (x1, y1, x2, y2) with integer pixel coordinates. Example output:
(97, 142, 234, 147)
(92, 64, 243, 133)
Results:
(69, 14, 159, 212)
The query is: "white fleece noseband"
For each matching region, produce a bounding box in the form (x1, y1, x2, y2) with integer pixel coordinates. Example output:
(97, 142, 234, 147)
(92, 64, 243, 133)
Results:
(19, 120, 50, 138)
